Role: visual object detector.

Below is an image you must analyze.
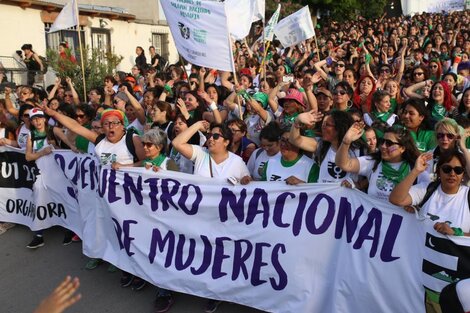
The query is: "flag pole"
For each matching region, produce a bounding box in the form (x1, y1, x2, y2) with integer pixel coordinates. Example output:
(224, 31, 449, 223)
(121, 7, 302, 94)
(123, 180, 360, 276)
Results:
(227, 34, 243, 119)
(74, 0, 87, 102)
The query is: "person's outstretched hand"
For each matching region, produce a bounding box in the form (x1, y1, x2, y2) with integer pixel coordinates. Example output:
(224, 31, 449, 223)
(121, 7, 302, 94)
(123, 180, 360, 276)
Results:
(34, 276, 81, 313)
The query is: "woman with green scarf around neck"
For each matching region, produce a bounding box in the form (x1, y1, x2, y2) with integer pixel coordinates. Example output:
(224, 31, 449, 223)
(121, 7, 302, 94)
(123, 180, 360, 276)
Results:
(336, 123, 426, 201)
(363, 90, 399, 138)
(25, 108, 57, 161)
(400, 99, 437, 153)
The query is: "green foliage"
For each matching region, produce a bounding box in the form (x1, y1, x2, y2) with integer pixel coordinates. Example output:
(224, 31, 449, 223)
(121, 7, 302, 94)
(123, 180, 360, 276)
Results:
(46, 47, 123, 98)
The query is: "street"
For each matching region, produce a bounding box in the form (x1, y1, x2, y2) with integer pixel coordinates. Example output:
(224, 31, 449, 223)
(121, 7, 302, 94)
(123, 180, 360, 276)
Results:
(0, 225, 265, 313)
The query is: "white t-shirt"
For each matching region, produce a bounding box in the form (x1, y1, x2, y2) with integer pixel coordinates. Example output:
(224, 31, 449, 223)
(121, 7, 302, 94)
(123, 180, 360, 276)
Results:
(410, 183, 470, 231)
(318, 146, 358, 183)
(264, 154, 315, 182)
(94, 134, 135, 166)
(245, 111, 274, 146)
(190, 145, 250, 180)
(456, 278, 470, 311)
(170, 147, 194, 175)
(127, 118, 144, 134)
(247, 148, 279, 181)
(358, 157, 430, 201)
(17, 124, 30, 150)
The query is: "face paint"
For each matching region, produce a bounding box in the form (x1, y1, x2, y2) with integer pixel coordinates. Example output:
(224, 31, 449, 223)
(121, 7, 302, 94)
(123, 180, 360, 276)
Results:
(388, 146, 399, 153)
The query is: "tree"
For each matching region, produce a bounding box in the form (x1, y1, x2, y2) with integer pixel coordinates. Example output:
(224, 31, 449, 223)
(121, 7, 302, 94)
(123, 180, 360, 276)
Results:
(46, 47, 123, 99)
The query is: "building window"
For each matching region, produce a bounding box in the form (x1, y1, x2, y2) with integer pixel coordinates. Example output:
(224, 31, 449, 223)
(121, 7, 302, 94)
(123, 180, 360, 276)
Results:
(44, 23, 85, 62)
(152, 33, 169, 59)
(91, 28, 111, 61)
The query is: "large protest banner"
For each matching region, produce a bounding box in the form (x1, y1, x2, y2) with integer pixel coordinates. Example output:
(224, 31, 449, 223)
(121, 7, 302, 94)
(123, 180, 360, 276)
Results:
(160, 0, 235, 72)
(3, 147, 470, 312)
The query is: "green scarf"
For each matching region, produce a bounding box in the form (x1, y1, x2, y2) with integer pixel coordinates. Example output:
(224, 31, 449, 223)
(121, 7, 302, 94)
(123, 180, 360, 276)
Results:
(33, 130, 47, 151)
(382, 161, 410, 184)
(390, 98, 397, 113)
(431, 103, 446, 122)
(144, 154, 166, 167)
(373, 111, 392, 123)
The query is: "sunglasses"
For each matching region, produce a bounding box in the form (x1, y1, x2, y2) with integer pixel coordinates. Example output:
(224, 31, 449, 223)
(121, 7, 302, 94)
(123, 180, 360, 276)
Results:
(414, 72, 424, 76)
(430, 65, 438, 69)
(333, 90, 347, 95)
(207, 133, 224, 140)
(76, 114, 86, 119)
(382, 139, 402, 148)
(441, 164, 464, 175)
(142, 142, 155, 148)
(335, 64, 345, 68)
(436, 132, 456, 140)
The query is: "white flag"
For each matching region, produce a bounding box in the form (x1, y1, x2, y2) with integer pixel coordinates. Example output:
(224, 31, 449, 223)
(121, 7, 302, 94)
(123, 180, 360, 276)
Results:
(264, 4, 281, 42)
(226, 0, 255, 40)
(161, 0, 235, 72)
(252, 0, 265, 22)
(273, 6, 315, 48)
(49, 0, 78, 33)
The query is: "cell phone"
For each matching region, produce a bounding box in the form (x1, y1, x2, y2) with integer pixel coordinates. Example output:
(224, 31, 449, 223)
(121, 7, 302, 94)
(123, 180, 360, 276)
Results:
(282, 76, 294, 83)
(227, 177, 239, 185)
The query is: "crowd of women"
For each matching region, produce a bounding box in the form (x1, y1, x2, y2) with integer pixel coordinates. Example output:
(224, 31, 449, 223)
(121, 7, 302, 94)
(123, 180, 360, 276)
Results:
(1, 9, 470, 313)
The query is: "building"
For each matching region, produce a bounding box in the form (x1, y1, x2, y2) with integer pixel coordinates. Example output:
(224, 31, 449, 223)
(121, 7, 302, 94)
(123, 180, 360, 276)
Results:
(0, 0, 178, 86)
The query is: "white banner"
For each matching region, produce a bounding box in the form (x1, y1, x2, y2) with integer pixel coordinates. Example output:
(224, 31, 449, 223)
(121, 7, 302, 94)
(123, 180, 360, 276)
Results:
(49, 0, 78, 33)
(252, 0, 265, 22)
(264, 4, 281, 42)
(273, 6, 315, 48)
(226, 0, 255, 40)
(4, 148, 470, 312)
(401, 0, 465, 15)
(160, 0, 235, 72)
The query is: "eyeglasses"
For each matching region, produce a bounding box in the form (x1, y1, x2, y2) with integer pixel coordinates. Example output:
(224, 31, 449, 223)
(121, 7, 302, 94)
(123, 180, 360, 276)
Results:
(380, 68, 391, 73)
(332, 90, 347, 96)
(381, 138, 402, 148)
(414, 72, 424, 76)
(436, 132, 456, 140)
(76, 114, 86, 119)
(142, 142, 155, 148)
(441, 164, 464, 175)
(207, 133, 224, 140)
(102, 121, 122, 128)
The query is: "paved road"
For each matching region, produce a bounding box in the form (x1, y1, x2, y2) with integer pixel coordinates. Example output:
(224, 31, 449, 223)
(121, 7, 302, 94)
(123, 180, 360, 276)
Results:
(1, 225, 266, 313)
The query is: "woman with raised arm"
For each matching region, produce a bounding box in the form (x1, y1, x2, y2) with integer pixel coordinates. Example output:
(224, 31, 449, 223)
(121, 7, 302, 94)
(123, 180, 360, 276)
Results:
(336, 123, 424, 200)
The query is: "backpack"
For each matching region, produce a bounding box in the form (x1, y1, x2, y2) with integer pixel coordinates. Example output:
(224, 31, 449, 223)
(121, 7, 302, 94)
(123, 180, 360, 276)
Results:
(38, 55, 48, 74)
(95, 128, 139, 162)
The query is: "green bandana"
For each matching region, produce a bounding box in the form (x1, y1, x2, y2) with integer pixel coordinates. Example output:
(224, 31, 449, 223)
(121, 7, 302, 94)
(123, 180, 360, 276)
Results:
(33, 130, 47, 151)
(381, 161, 410, 184)
(144, 154, 166, 167)
(431, 104, 446, 122)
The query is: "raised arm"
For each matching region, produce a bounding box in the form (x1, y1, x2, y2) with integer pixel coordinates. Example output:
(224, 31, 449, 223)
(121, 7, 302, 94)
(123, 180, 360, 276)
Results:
(404, 80, 431, 99)
(172, 120, 209, 160)
(48, 78, 62, 100)
(4, 87, 19, 117)
(65, 77, 80, 105)
(289, 111, 322, 153)
(389, 153, 432, 206)
(122, 86, 146, 125)
(335, 123, 364, 173)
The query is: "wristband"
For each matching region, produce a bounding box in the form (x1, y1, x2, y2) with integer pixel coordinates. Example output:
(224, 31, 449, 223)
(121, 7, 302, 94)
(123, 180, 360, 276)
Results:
(452, 227, 464, 236)
(326, 57, 333, 66)
(298, 87, 305, 93)
(209, 102, 218, 111)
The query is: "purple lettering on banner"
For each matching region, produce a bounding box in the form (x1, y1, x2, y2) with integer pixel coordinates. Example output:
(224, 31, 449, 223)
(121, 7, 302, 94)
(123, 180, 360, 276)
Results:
(112, 217, 125, 250)
(232, 239, 253, 280)
(144, 177, 160, 212)
(175, 234, 196, 270)
(212, 237, 231, 279)
(246, 188, 269, 227)
(335, 197, 364, 242)
(160, 178, 181, 211)
(380, 214, 402, 262)
(190, 235, 212, 275)
(122, 219, 137, 257)
(270, 243, 288, 290)
(292, 192, 308, 236)
(353, 208, 382, 258)
(251, 242, 271, 286)
(218, 187, 247, 222)
(123, 173, 143, 205)
(54, 154, 66, 172)
(107, 170, 122, 203)
(148, 228, 175, 267)
(305, 193, 335, 235)
(273, 192, 295, 228)
(177, 184, 202, 215)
